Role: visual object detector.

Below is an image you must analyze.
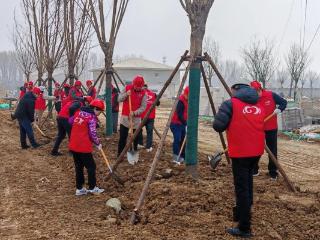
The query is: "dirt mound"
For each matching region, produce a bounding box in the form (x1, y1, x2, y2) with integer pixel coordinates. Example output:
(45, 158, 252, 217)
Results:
(0, 110, 319, 239)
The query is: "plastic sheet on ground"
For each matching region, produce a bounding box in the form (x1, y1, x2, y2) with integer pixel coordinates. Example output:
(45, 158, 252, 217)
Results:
(0, 103, 10, 110)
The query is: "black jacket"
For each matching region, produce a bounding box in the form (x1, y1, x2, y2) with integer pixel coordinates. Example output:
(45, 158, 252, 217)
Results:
(213, 86, 259, 133)
(14, 92, 36, 122)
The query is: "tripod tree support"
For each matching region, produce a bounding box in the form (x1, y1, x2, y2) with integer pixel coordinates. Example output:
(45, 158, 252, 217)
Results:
(130, 61, 190, 224)
(185, 59, 202, 179)
(105, 50, 189, 179)
(205, 52, 296, 192)
(200, 63, 230, 164)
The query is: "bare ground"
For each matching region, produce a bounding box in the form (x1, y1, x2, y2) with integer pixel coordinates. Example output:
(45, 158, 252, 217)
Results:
(0, 109, 319, 240)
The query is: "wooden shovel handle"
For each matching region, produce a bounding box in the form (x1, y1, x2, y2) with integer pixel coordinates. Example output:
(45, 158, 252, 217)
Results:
(177, 136, 187, 159)
(128, 93, 134, 135)
(34, 123, 47, 137)
(264, 112, 276, 123)
(99, 148, 113, 172)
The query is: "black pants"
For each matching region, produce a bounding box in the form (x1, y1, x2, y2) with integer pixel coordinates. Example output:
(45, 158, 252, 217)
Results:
(117, 124, 141, 156)
(54, 102, 61, 113)
(232, 156, 260, 232)
(72, 151, 96, 190)
(52, 117, 71, 153)
(254, 129, 278, 176)
(140, 119, 154, 149)
(18, 118, 38, 147)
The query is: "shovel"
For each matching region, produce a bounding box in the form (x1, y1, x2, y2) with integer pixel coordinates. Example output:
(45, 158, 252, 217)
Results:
(33, 123, 52, 139)
(99, 148, 125, 185)
(127, 94, 139, 165)
(208, 112, 276, 170)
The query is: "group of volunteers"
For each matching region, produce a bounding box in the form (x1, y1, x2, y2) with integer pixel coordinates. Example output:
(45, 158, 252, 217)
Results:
(14, 75, 287, 238)
(13, 75, 160, 196)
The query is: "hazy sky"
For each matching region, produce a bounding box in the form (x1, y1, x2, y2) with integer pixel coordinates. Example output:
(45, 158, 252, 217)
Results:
(1, 0, 319, 71)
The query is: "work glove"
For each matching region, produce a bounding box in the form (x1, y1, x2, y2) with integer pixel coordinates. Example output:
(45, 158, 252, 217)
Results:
(273, 109, 281, 115)
(95, 144, 102, 151)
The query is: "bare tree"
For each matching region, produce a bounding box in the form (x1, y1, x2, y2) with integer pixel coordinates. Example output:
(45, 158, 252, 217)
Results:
(0, 51, 23, 91)
(222, 60, 246, 86)
(21, 0, 46, 85)
(305, 71, 319, 99)
(180, 0, 215, 176)
(242, 38, 276, 88)
(286, 43, 309, 100)
(64, 0, 92, 84)
(203, 36, 220, 86)
(12, 14, 36, 82)
(87, 0, 130, 136)
(276, 69, 287, 89)
(180, 0, 215, 56)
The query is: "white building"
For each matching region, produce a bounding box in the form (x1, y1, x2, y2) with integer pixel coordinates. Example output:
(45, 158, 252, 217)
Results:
(91, 58, 182, 98)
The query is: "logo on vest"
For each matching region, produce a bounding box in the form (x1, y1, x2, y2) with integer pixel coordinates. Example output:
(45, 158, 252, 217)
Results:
(265, 100, 271, 106)
(243, 106, 261, 115)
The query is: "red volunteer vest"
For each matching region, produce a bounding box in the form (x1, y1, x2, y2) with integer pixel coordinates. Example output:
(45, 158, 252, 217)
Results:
(121, 85, 146, 117)
(227, 98, 265, 158)
(58, 101, 73, 119)
(112, 92, 119, 112)
(259, 90, 277, 130)
(171, 95, 188, 125)
(35, 93, 46, 110)
(19, 90, 25, 100)
(88, 86, 97, 99)
(68, 87, 83, 102)
(61, 91, 69, 107)
(141, 89, 156, 119)
(69, 111, 94, 153)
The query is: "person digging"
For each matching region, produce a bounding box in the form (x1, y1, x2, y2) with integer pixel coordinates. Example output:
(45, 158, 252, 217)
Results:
(68, 98, 105, 196)
(250, 80, 287, 180)
(170, 86, 189, 164)
(117, 75, 147, 159)
(213, 83, 266, 238)
(51, 96, 93, 156)
(12, 86, 42, 149)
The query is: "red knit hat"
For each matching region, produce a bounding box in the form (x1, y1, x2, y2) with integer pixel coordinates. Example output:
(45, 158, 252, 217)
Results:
(250, 80, 262, 90)
(132, 75, 145, 89)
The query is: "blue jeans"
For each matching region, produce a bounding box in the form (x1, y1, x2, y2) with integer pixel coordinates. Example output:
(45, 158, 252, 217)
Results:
(140, 119, 155, 149)
(18, 118, 37, 147)
(170, 123, 186, 158)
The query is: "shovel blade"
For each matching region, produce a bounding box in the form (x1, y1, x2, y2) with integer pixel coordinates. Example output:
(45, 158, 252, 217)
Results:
(127, 150, 139, 165)
(208, 153, 222, 170)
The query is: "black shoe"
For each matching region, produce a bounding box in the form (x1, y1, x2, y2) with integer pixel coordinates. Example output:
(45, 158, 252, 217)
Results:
(32, 143, 42, 148)
(227, 227, 252, 238)
(269, 172, 278, 180)
(51, 151, 63, 156)
(21, 145, 30, 149)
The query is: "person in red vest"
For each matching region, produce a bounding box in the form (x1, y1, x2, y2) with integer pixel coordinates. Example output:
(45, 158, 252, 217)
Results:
(117, 75, 147, 156)
(34, 86, 47, 125)
(18, 82, 28, 100)
(213, 83, 265, 238)
(61, 83, 71, 107)
(250, 80, 287, 179)
(111, 85, 120, 133)
(53, 82, 63, 113)
(68, 98, 105, 196)
(68, 80, 84, 102)
(170, 86, 189, 164)
(51, 96, 93, 156)
(27, 81, 34, 92)
(86, 80, 97, 99)
(140, 83, 160, 152)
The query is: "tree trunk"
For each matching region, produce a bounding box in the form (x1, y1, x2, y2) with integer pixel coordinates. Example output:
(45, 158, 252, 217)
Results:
(289, 78, 293, 97)
(47, 70, 54, 118)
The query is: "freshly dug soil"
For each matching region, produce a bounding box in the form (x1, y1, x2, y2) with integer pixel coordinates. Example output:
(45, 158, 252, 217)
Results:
(0, 110, 319, 240)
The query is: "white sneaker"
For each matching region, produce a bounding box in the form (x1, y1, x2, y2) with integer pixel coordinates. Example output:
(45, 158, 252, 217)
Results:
(146, 147, 153, 152)
(88, 186, 104, 195)
(137, 144, 145, 150)
(75, 187, 88, 196)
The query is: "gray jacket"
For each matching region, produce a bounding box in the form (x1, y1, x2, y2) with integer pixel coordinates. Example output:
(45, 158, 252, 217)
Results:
(118, 90, 147, 129)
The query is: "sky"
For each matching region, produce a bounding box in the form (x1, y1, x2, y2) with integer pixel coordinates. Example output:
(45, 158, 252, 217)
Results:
(1, 0, 319, 72)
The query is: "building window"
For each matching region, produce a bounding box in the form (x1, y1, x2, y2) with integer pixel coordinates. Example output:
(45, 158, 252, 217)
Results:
(154, 73, 159, 78)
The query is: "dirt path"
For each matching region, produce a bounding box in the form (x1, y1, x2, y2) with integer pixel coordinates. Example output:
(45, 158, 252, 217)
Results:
(0, 110, 319, 239)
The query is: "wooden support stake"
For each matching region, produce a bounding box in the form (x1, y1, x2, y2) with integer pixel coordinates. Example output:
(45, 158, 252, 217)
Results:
(200, 63, 230, 164)
(112, 67, 126, 86)
(130, 61, 191, 224)
(106, 50, 189, 179)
